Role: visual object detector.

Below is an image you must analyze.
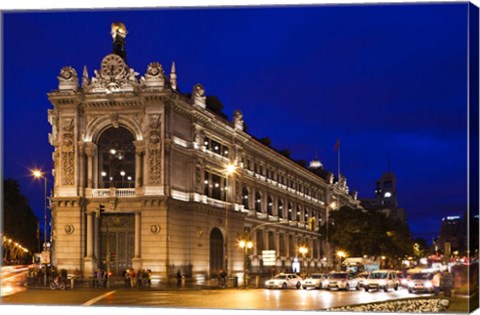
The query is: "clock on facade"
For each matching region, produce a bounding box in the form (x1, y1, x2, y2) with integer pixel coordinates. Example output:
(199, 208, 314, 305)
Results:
(101, 54, 125, 77)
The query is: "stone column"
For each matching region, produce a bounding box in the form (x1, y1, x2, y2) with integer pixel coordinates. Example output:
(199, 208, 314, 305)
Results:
(83, 211, 97, 277)
(132, 211, 142, 271)
(135, 211, 141, 258)
(78, 141, 86, 192)
(133, 140, 145, 189)
(86, 211, 94, 257)
(85, 143, 97, 189)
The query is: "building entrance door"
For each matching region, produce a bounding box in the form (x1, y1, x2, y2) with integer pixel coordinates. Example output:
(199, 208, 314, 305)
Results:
(100, 213, 135, 276)
(209, 228, 224, 277)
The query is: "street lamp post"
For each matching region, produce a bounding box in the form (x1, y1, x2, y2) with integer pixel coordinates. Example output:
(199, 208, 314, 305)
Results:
(224, 163, 236, 283)
(337, 250, 346, 271)
(298, 245, 309, 274)
(32, 169, 48, 286)
(238, 238, 253, 288)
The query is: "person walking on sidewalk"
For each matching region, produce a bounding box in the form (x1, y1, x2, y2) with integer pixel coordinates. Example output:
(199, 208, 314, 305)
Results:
(432, 271, 442, 296)
(441, 270, 454, 297)
(177, 270, 182, 288)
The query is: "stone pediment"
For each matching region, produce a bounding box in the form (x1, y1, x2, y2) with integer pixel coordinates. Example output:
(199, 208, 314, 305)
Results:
(82, 54, 140, 94)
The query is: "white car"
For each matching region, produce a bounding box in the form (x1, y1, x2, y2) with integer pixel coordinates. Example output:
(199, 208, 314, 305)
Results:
(407, 272, 435, 293)
(364, 270, 399, 292)
(324, 272, 360, 291)
(265, 273, 302, 289)
(301, 273, 328, 289)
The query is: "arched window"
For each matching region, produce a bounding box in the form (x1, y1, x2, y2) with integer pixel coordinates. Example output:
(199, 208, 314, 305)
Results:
(296, 205, 302, 222)
(267, 196, 273, 216)
(288, 203, 293, 220)
(255, 192, 262, 213)
(98, 127, 135, 189)
(242, 187, 249, 209)
(278, 200, 283, 218)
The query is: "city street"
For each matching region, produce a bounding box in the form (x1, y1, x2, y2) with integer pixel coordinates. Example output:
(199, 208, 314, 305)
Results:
(2, 284, 429, 310)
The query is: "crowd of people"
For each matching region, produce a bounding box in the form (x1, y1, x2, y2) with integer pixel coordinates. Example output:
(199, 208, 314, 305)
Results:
(122, 268, 152, 288)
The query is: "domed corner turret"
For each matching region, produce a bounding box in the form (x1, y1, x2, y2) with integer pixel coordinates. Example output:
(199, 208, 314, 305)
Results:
(308, 152, 323, 170)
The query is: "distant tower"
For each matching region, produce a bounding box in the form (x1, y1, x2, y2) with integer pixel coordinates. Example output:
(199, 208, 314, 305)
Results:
(375, 172, 398, 209)
(111, 22, 128, 62)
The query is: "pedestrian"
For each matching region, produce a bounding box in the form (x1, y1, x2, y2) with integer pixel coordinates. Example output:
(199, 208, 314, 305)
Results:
(441, 270, 454, 297)
(137, 269, 143, 288)
(147, 269, 152, 288)
(130, 268, 136, 288)
(177, 270, 182, 288)
(432, 271, 442, 296)
(220, 269, 227, 288)
(123, 269, 130, 288)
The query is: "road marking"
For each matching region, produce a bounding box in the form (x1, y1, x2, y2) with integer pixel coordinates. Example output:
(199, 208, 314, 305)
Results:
(83, 290, 116, 306)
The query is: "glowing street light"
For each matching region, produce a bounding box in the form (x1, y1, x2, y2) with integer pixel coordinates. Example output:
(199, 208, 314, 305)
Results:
(298, 245, 309, 273)
(32, 168, 48, 286)
(337, 250, 347, 271)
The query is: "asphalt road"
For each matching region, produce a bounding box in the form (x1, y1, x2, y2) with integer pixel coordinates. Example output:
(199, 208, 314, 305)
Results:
(1, 286, 430, 310)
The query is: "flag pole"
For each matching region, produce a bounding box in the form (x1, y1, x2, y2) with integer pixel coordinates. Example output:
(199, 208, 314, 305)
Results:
(336, 138, 341, 179)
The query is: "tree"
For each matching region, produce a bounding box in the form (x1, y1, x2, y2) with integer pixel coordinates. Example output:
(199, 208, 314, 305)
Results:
(326, 206, 413, 264)
(3, 179, 39, 254)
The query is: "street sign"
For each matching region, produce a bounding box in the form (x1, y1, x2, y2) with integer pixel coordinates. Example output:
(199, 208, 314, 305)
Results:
(262, 250, 276, 266)
(41, 250, 50, 264)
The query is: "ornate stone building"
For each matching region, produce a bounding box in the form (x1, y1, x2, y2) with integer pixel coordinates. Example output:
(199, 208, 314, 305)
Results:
(48, 22, 360, 282)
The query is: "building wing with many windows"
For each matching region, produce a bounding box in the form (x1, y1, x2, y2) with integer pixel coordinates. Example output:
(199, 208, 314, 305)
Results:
(48, 23, 360, 282)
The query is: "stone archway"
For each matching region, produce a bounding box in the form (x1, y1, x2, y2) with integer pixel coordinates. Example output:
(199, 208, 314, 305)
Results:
(209, 228, 224, 277)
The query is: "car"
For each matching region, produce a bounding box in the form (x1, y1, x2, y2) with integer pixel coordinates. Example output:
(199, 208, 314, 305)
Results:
(363, 270, 399, 292)
(397, 271, 409, 287)
(301, 273, 328, 289)
(407, 272, 435, 293)
(324, 272, 360, 291)
(354, 272, 370, 288)
(265, 273, 303, 289)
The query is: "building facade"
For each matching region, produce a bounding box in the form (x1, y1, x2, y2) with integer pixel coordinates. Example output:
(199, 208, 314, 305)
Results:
(47, 23, 360, 281)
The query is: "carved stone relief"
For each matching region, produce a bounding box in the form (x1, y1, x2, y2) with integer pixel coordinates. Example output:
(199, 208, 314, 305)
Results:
(57, 66, 79, 91)
(62, 118, 75, 185)
(147, 114, 162, 185)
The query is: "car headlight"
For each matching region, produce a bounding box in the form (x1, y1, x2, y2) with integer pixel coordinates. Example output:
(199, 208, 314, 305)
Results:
(379, 280, 386, 286)
(363, 281, 369, 286)
(324, 280, 329, 285)
(425, 281, 433, 288)
(408, 281, 414, 287)
(401, 279, 408, 285)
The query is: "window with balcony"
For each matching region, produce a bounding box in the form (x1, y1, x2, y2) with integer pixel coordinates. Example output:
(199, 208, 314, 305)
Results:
(98, 127, 135, 189)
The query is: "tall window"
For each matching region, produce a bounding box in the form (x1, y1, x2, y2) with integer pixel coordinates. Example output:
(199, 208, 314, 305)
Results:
(255, 192, 262, 213)
(267, 196, 273, 216)
(256, 230, 264, 252)
(204, 136, 229, 157)
(289, 235, 295, 257)
(268, 231, 275, 250)
(242, 187, 249, 209)
(279, 233, 286, 256)
(98, 127, 135, 189)
(288, 203, 293, 220)
(278, 200, 283, 219)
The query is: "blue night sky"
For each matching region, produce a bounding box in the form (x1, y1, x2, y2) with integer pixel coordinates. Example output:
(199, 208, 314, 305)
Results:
(1, 3, 471, 243)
